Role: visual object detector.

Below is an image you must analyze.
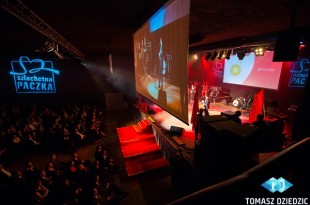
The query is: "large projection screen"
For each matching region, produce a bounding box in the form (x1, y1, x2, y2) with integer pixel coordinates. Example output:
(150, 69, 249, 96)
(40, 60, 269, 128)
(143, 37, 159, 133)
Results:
(223, 51, 283, 90)
(134, 0, 190, 124)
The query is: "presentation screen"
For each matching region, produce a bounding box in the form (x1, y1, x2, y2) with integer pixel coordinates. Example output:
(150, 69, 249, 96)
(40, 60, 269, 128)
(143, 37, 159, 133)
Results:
(223, 51, 283, 90)
(134, 0, 190, 124)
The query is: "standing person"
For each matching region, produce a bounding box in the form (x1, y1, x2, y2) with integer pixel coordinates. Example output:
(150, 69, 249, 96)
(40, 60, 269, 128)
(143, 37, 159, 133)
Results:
(189, 84, 196, 105)
(202, 93, 210, 111)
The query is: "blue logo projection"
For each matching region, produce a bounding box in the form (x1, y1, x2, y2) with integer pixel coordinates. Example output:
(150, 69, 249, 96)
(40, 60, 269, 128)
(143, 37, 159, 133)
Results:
(9, 56, 60, 94)
(289, 58, 309, 88)
(261, 177, 293, 193)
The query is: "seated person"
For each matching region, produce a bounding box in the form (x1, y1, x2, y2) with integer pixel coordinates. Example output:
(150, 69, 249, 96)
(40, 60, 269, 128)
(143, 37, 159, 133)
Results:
(33, 180, 50, 204)
(252, 114, 267, 129)
(0, 163, 12, 186)
(231, 111, 242, 124)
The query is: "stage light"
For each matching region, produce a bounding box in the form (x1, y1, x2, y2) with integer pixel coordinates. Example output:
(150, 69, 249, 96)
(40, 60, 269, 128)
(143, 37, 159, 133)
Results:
(210, 50, 218, 60)
(232, 49, 238, 55)
(193, 54, 198, 60)
(205, 52, 212, 61)
(80, 61, 86, 66)
(217, 50, 225, 59)
(44, 41, 54, 52)
(43, 41, 64, 60)
(299, 40, 306, 48)
(266, 45, 274, 52)
(254, 47, 265, 56)
(225, 49, 232, 60)
(237, 49, 246, 60)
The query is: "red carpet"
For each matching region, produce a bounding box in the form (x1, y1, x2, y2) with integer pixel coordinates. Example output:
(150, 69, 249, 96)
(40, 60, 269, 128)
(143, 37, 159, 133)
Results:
(117, 119, 168, 176)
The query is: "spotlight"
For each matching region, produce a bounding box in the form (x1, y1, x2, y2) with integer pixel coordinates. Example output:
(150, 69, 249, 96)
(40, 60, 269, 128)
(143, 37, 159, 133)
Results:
(254, 47, 265, 56)
(80, 61, 86, 66)
(205, 52, 212, 61)
(299, 40, 306, 48)
(225, 49, 232, 60)
(210, 50, 218, 60)
(237, 49, 246, 60)
(73, 56, 82, 64)
(44, 41, 54, 52)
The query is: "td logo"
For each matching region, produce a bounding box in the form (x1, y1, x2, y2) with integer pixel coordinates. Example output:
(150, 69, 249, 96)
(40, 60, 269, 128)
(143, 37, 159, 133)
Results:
(261, 177, 293, 193)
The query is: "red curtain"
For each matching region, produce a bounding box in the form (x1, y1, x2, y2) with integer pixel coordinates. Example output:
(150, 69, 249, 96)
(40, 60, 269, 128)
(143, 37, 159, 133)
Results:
(191, 85, 199, 131)
(249, 88, 265, 123)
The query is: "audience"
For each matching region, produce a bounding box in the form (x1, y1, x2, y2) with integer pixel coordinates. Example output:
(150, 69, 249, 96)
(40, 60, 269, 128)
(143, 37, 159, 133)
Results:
(0, 103, 128, 204)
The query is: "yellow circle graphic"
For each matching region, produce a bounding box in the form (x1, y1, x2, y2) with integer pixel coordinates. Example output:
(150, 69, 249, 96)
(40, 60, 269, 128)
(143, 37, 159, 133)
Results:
(230, 64, 241, 76)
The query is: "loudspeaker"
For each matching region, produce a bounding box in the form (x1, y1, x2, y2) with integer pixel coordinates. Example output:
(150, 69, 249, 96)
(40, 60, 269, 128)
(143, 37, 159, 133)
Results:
(170, 125, 184, 136)
(273, 29, 300, 62)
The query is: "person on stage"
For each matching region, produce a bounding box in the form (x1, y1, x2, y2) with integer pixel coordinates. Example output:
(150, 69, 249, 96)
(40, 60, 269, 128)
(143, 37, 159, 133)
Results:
(157, 38, 165, 89)
(202, 93, 210, 110)
(189, 84, 196, 105)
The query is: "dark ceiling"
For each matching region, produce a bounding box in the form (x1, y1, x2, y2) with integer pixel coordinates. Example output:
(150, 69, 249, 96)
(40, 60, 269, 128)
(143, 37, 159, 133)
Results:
(1, 0, 310, 58)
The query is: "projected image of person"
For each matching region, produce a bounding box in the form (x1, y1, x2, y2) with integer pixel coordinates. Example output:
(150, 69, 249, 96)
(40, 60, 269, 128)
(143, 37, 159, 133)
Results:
(143, 37, 152, 74)
(165, 53, 172, 79)
(141, 39, 147, 74)
(137, 36, 152, 82)
(134, 39, 144, 81)
(157, 37, 165, 89)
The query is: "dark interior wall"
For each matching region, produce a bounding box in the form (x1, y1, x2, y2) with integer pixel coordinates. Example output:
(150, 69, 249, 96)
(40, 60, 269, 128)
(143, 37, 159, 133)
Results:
(0, 50, 138, 111)
(0, 52, 125, 107)
(86, 54, 136, 102)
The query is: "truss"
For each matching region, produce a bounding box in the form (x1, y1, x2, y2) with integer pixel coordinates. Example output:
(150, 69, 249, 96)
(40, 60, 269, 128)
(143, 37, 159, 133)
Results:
(1, 0, 85, 60)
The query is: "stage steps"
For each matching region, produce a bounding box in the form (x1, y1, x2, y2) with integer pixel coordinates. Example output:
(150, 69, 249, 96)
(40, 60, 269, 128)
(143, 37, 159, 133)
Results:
(117, 119, 168, 176)
(118, 131, 155, 145)
(121, 137, 161, 158)
(124, 151, 168, 176)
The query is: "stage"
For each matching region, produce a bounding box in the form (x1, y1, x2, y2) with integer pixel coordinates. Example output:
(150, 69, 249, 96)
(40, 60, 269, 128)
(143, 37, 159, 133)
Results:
(117, 99, 289, 193)
(117, 101, 249, 176)
(147, 100, 250, 152)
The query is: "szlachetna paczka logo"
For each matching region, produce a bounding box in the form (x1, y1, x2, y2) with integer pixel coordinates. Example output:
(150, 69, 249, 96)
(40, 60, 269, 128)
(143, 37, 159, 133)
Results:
(261, 177, 293, 193)
(9, 56, 60, 94)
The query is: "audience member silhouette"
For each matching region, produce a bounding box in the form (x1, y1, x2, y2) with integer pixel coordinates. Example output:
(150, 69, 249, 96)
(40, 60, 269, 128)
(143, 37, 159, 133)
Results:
(33, 179, 50, 204)
(231, 110, 242, 124)
(252, 114, 267, 129)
